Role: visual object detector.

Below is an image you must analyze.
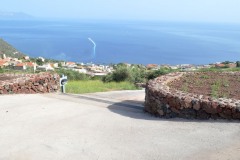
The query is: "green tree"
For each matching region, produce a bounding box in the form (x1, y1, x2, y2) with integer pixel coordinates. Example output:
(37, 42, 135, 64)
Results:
(222, 61, 233, 64)
(36, 58, 44, 66)
(0, 68, 4, 73)
(58, 62, 62, 68)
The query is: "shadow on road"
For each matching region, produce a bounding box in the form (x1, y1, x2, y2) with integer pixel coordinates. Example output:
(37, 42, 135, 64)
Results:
(107, 100, 157, 121)
(107, 100, 239, 123)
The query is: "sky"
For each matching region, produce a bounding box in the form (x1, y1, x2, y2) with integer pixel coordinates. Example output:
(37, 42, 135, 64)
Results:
(1, 0, 240, 23)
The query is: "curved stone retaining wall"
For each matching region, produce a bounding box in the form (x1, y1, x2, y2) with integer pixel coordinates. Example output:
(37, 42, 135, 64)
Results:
(144, 72, 240, 120)
(0, 73, 60, 94)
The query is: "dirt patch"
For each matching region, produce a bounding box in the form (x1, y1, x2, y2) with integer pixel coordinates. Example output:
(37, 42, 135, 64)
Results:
(169, 72, 240, 100)
(0, 75, 18, 81)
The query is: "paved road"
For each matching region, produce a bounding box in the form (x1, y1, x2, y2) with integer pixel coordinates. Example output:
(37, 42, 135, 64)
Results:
(0, 91, 239, 160)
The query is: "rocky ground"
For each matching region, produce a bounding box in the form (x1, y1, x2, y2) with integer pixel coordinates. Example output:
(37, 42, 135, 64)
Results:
(0, 74, 19, 81)
(169, 72, 240, 99)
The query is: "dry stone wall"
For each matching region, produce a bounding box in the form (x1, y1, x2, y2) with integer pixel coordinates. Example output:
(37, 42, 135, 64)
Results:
(144, 72, 240, 120)
(0, 73, 60, 94)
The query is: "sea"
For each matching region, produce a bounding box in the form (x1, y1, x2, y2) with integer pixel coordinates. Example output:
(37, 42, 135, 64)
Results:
(0, 19, 239, 65)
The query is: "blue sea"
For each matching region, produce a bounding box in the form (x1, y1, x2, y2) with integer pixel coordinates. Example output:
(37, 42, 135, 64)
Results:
(0, 19, 239, 65)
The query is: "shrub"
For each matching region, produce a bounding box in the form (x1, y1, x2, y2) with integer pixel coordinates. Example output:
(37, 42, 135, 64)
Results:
(237, 61, 240, 67)
(102, 74, 114, 82)
(222, 61, 233, 64)
(112, 66, 131, 82)
(102, 64, 147, 83)
(56, 69, 90, 81)
(0, 68, 4, 73)
(91, 75, 102, 80)
(147, 68, 173, 80)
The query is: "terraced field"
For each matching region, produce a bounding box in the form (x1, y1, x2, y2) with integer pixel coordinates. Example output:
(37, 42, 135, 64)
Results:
(169, 72, 240, 99)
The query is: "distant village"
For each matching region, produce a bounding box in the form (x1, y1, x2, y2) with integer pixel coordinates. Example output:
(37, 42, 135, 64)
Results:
(0, 52, 239, 76)
(0, 52, 114, 76)
(146, 61, 238, 71)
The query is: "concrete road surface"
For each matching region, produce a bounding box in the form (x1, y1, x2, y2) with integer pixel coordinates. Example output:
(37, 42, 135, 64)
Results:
(0, 90, 239, 160)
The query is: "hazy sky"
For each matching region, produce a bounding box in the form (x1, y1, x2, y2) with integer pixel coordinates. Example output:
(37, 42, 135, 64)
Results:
(1, 0, 240, 23)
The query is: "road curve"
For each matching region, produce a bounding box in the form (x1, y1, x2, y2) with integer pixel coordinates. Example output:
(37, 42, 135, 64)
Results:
(0, 91, 239, 160)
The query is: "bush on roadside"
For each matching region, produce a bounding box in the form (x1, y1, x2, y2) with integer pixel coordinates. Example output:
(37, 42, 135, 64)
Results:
(102, 64, 147, 83)
(112, 65, 131, 82)
(56, 69, 90, 81)
(91, 75, 103, 80)
(147, 68, 173, 80)
(102, 73, 114, 82)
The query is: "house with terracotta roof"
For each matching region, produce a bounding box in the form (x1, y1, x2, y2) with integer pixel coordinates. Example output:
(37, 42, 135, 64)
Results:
(146, 64, 159, 70)
(13, 62, 36, 70)
(13, 63, 26, 70)
(215, 63, 226, 68)
(0, 61, 8, 68)
(66, 62, 77, 68)
(0, 58, 10, 68)
(215, 62, 237, 68)
(226, 63, 237, 68)
(25, 62, 36, 67)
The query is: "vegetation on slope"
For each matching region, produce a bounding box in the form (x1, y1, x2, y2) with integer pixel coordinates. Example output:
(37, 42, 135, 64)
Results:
(0, 38, 25, 58)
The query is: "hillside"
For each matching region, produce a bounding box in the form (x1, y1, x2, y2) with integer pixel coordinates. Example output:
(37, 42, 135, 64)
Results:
(0, 38, 26, 58)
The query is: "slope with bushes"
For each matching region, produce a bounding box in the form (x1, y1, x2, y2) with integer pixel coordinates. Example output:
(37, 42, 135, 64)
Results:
(0, 38, 25, 58)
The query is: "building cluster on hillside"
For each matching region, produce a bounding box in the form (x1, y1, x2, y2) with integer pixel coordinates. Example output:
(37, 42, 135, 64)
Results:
(0, 52, 239, 75)
(146, 61, 239, 71)
(61, 62, 113, 76)
(146, 63, 208, 71)
(0, 53, 114, 76)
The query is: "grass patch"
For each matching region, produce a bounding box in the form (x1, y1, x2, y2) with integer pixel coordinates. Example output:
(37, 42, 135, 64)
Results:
(181, 83, 189, 92)
(65, 80, 139, 94)
(211, 83, 220, 98)
(200, 75, 210, 79)
(199, 67, 240, 72)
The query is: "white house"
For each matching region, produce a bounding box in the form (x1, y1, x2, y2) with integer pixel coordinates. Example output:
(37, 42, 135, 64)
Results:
(37, 64, 54, 71)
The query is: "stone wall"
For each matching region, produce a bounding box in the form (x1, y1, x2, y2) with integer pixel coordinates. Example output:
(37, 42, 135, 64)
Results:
(144, 72, 240, 120)
(0, 73, 60, 94)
